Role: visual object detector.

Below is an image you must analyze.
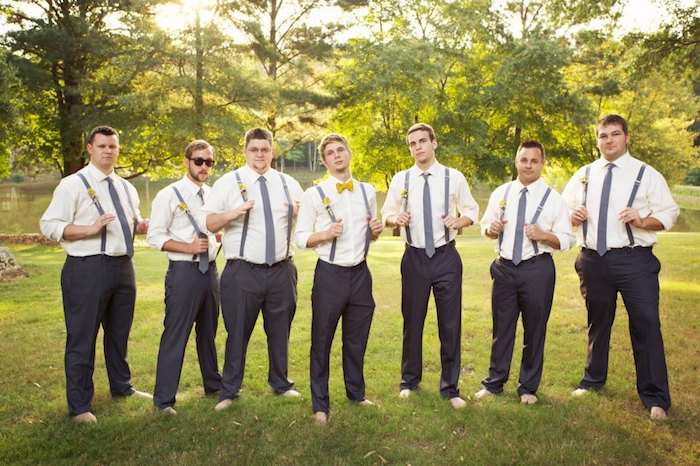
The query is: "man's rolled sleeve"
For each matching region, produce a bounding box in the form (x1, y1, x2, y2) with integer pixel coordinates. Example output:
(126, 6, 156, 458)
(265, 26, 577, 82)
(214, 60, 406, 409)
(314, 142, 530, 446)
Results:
(381, 176, 402, 228)
(454, 172, 479, 225)
(39, 182, 74, 242)
(294, 190, 317, 249)
(646, 169, 679, 231)
(146, 192, 173, 251)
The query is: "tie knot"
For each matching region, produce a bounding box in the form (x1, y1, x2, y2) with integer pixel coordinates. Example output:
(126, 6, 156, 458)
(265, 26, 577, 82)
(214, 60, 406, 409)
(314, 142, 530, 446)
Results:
(105, 176, 114, 185)
(336, 180, 354, 193)
(606, 163, 615, 171)
(521, 187, 528, 194)
(421, 172, 430, 181)
(258, 175, 266, 183)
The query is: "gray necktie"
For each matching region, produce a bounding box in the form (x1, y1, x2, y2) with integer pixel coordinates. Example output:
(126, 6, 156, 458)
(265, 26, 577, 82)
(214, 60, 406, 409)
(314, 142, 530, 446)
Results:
(105, 177, 134, 258)
(512, 187, 527, 265)
(259, 176, 275, 266)
(597, 163, 614, 256)
(197, 188, 209, 273)
(422, 173, 435, 258)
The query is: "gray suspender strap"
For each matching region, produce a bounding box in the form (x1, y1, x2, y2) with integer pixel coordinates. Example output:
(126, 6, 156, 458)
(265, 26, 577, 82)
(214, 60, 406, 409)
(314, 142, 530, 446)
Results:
(529, 187, 552, 255)
(171, 186, 205, 238)
(77, 173, 107, 253)
(120, 179, 138, 238)
(316, 185, 337, 263)
(234, 170, 250, 257)
(403, 170, 412, 245)
(582, 164, 591, 247)
(279, 173, 293, 259)
(443, 167, 450, 242)
(358, 182, 372, 258)
(625, 164, 646, 246)
(497, 182, 513, 252)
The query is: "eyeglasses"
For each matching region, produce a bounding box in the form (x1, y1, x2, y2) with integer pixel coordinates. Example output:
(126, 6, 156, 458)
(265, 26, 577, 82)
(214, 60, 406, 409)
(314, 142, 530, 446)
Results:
(246, 147, 272, 155)
(187, 157, 215, 167)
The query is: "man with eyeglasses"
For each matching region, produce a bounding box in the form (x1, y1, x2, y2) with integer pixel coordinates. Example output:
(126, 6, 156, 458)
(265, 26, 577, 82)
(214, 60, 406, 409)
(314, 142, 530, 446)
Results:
(198, 127, 304, 411)
(147, 140, 221, 415)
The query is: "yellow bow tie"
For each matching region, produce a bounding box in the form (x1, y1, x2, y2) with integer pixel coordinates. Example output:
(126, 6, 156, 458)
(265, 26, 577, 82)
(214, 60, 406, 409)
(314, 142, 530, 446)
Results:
(336, 180, 354, 193)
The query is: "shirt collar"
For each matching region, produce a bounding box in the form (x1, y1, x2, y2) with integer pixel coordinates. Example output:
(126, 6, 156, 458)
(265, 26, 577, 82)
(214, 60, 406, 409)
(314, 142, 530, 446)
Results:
(241, 164, 274, 183)
(411, 159, 442, 177)
(512, 177, 544, 195)
(595, 151, 631, 170)
(329, 174, 354, 185)
(87, 162, 114, 182)
(180, 175, 205, 195)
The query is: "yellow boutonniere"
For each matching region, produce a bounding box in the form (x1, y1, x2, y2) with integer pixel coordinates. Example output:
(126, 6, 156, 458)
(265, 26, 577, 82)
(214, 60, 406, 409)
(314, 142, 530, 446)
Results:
(238, 183, 248, 201)
(499, 199, 506, 212)
(87, 188, 101, 208)
(177, 202, 191, 216)
(580, 175, 588, 185)
(323, 196, 335, 219)
(400, 188, 408, 199)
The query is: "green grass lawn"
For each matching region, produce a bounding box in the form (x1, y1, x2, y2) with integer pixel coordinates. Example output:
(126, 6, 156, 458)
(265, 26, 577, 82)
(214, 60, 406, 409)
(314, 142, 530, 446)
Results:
(1, 231, 699, 464)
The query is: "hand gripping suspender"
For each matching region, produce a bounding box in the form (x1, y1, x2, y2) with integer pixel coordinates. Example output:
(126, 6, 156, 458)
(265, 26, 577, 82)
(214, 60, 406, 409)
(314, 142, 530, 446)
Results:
(77, 173, 137, 253)
(77, 173, 107, 253)
(403, 168, 451, 246)
(581, 165, 592, 247)
(358, 183, 372, 258)
(403, 171, 413, 245)
(529, 187, 552, 255)
(625, 164, 646, 246)
(498, 183, 552, 255)
(315, 183, 372, 263)
(582, 163, 646, 247)
(279, 173, 294, 259)
(234, 170, 250, 258)
(171, 187, 207, 259)
(236, 171, 294, 260)
(497, 182, 513, 252)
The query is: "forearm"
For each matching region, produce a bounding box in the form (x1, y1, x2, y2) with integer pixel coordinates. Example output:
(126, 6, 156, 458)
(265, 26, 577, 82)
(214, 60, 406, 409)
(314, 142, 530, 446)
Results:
(305, 231, 333, 248)
(537, 232, 561, 250)
(161, 239, 196, 254)
(206, 212, 236, 234)
(62, 223, 100, 241)
(636, 216, 665, 231)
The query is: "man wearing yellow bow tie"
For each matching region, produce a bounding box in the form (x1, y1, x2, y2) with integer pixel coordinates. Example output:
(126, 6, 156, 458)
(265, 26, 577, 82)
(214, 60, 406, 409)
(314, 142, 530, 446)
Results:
(296, 133, 383, 425)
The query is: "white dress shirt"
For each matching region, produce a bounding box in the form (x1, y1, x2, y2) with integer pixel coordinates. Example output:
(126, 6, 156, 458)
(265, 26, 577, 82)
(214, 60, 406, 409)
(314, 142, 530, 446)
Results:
(480, 178, 574, 261)
(197, 165, 304, 263)
(562, 153, 679, 249)
(381, 161, 479, 248)
(147, 176, 217, 262)
(40, 163, 142, 257)
(295, 175, 377, 267)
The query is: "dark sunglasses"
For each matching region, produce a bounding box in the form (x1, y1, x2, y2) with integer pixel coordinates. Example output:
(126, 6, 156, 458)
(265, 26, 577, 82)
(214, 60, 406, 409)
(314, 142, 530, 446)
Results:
(187, 156, 215, 167)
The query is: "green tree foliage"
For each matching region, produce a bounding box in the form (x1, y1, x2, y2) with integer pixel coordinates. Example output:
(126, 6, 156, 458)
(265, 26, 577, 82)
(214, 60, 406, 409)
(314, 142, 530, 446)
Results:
(2, 0, 166, 177)
(217, 0, 366, 170)
(0, 51, 21, 177)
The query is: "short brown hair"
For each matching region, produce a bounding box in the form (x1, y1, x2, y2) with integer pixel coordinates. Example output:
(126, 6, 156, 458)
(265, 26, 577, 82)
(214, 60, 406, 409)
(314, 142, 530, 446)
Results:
(88, 125, 119, 144)
(517, 139, 546, 161)
(318, 133, 350, 160)
(595, 114, 629, 136)
(406, 123, 436, 144)
(185, 139, 213, 159)
(244, 127, 273, 147)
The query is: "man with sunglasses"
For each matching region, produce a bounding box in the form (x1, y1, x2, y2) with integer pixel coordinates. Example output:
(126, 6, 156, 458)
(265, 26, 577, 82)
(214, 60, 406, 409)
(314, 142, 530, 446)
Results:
(198, 127, 304, 411)
(147, 140, 221, 415)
